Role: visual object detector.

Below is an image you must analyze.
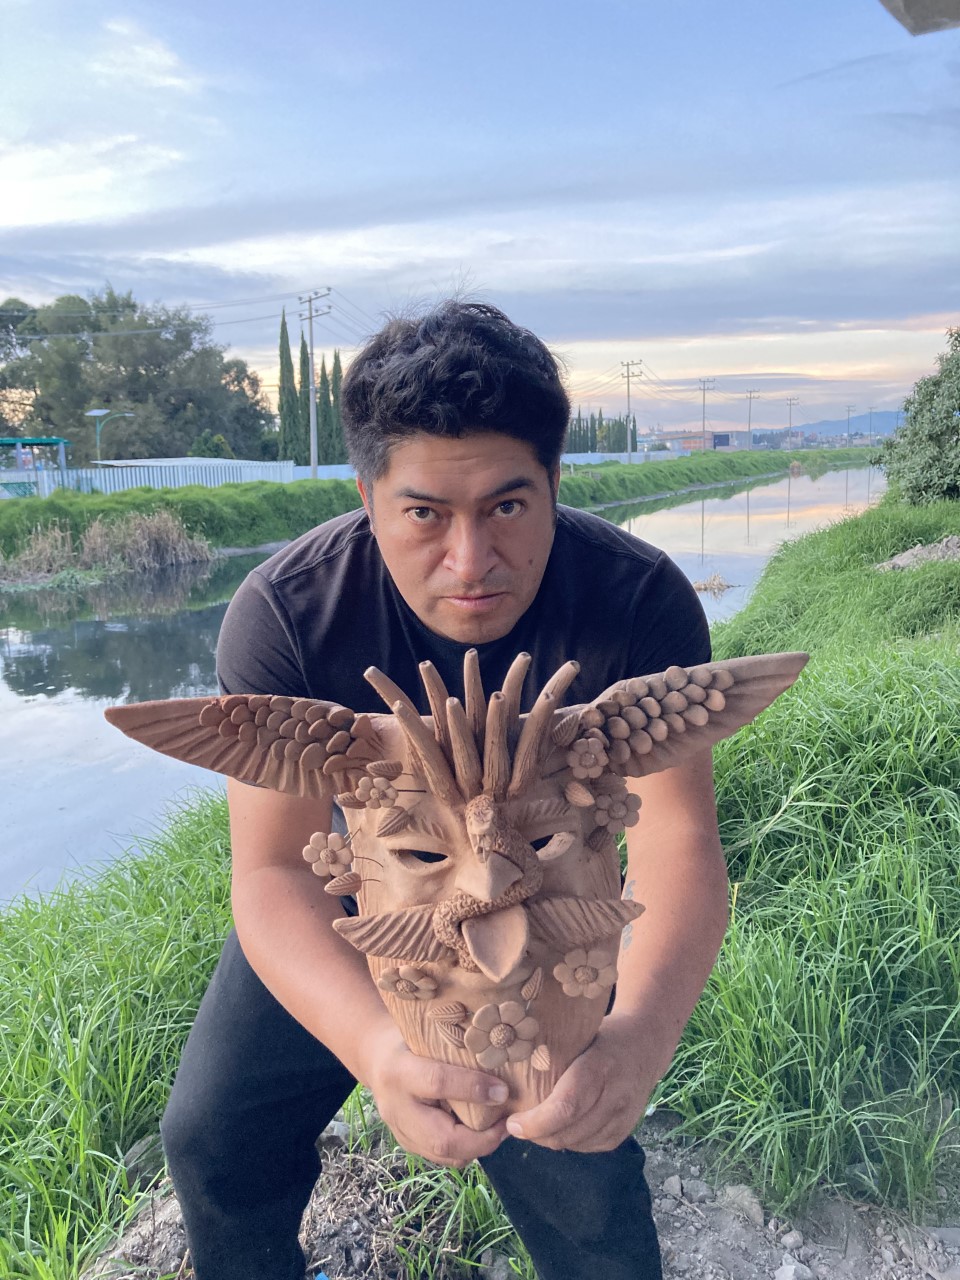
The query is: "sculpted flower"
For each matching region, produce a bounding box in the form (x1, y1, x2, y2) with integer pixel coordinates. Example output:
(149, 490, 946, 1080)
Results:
(553, 948, 618, 998)
(302, 831, 352, 878)
(377, 965, 438, 1000)
(355, 775, 398, 809)
(593, 791, 642, 830)
(566, 737, 608, 780)
(464, 1002, 539, 1069)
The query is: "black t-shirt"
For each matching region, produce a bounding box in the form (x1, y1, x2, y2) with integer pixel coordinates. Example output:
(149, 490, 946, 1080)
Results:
(217, 504, 710, 710)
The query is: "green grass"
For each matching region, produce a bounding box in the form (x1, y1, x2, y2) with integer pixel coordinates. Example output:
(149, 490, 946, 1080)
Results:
(3, 490, 958, 1276)
(0, 795, 232, 1280)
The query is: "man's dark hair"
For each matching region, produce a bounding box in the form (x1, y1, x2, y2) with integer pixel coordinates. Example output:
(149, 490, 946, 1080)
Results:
(341, 301, 570, 482)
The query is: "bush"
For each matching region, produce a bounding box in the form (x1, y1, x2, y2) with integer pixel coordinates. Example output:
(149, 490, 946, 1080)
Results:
(879, 328, 960, 504)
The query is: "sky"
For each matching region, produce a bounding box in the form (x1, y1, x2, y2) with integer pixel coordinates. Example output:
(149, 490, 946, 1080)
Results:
(1, 0, 958, 435)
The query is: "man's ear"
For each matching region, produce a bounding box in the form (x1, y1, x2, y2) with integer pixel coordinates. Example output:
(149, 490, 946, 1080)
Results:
(357, 476, 373, 524)
(549, 464, 561, 503)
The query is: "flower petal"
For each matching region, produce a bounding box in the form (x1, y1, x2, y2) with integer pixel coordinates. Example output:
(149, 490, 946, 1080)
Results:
(583, 982, 604, 999)
(514, 1016, 539, 1041)
(499, 1001, 527, 1027)
(476, 1046, 508, 1070)
(566, 948, 587, 967)
(507, 1039, 534, 1062)
(562, 983, 583, 997)
(598, 966, 618, 985)
(553, 964, 574, 983)
(586, 949, 610, 968)
(464, 1026, 490, 1052)
(473, 1003, 501, 1031)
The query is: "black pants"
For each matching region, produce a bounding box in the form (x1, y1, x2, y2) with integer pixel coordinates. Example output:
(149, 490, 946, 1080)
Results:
(161, 931, 663, 1280)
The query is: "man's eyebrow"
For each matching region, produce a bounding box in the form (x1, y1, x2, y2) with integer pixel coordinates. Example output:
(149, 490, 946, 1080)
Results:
(394, 476, 536, 503)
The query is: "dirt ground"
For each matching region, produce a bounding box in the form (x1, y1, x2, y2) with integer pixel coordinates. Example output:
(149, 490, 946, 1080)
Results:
(82, 1109, 960, 1280)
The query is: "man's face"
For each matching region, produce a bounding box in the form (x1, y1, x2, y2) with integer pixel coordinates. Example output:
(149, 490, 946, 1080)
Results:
(358, 432, 559, 644)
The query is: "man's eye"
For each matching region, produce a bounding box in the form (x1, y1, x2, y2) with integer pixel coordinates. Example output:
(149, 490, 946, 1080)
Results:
(495, 500, 523, 517)
(407, 507, 436, 522)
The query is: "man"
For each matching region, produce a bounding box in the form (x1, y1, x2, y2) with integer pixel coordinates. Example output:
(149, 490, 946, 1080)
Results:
(161, 301, 728, 1280)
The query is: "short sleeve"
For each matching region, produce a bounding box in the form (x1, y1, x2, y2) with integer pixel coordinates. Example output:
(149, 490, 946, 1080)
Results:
(216, 570, 310, 698)
(628, 550, 711, 675)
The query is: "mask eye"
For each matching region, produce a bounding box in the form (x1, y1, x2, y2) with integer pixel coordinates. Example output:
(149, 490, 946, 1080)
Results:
(393, 849, 449, 871)
(530, 836, 554, 853)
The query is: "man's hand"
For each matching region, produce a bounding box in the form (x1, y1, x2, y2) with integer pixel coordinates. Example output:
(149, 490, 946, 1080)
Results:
(503, 1018, 653, 1152)
(365, 1024, 509, 1166)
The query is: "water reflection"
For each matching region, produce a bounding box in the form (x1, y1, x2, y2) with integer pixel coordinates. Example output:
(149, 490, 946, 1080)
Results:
(613, 466, 884, 624)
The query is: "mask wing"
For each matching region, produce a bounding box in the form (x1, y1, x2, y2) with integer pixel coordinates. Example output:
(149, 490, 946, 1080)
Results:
(555, 651, 808, 780)
(104, 694, 383, 799)
(333, 904, 450, 962)
(527, 895, 644, 949)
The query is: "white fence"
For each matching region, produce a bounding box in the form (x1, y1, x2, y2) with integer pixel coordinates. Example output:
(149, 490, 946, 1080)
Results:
(34, 460, 295, 497)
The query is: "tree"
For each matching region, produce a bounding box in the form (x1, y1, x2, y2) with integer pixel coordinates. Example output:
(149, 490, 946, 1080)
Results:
(330, 349, 347, 463)
(277, 310, 300, 462)
(297, 333, 312, 466)
(0, 286, 271, 461)
(879, 328, 960, 504)
(317, 356, 334, 463)
(189, 430, 235, 459)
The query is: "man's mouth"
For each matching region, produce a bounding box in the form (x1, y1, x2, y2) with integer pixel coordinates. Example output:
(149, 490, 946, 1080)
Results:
(444, 591, 507, 612)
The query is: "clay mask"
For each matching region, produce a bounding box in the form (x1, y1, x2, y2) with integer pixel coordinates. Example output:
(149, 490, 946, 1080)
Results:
(105, 649, 807, 1129)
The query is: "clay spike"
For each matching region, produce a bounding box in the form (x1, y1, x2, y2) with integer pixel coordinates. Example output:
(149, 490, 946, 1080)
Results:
(419, 661, 453, 757)
(542, 659, 581, 705)
(364, 667, 420, 718)
(499, 651, 532, 733)
(463, 648, 487, 746)
(508, 690, 556, 797)
(392, 701, 461, 804)
(482, 691, 511, 800)
(446, 696, 483, 799)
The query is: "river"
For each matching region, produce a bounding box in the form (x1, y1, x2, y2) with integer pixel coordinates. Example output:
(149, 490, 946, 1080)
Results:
(0, 465, 883, 901)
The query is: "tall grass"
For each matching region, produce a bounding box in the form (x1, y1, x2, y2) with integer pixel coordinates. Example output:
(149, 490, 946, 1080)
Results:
(0, 796, 232, 1280)
(0, 512, 212, 583)
(658, 498, 960, 1209)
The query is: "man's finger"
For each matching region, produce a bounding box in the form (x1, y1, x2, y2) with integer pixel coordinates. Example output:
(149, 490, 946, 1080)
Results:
(505, 1063, 603, 1142)
(401, 1055, 510, 1107)
(399, 1100, 507, 1166)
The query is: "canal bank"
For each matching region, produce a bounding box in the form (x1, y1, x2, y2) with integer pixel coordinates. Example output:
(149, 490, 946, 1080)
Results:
(3, 494, 960, 1280)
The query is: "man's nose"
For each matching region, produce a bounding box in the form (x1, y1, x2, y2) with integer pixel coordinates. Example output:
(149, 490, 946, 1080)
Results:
(443, 518, 497, 582)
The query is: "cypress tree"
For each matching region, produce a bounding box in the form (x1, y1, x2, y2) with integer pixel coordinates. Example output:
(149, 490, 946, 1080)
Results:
(297, 334, 312, 466)
(317, 356, 334, 463)
(331, 349, 347, 463)
(277, 310, 300, 461)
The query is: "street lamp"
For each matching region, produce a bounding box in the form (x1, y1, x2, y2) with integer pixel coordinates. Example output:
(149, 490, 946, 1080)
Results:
(84, 409, 134, 463)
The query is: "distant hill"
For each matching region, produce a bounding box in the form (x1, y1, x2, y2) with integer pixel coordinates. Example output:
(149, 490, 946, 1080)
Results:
(798, 410, 899, 439)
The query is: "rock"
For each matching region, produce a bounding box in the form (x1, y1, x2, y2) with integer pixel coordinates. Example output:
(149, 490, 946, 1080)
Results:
(120, 1132, 165, 1193)
(683, 1178, 714, 1203)
(881, 1246, 895, 1264)
(780, 1229, 804, 1251)
(80, 1191, 186, 1280)
(316, 1119, 351, 1151)
(774, 1264, 813, 1280)
(479, 1248, 514, 1280)
(717, 1183, 765, 1226)
(663, 1174, 683, 1198)
(931, 1228, 960, 1248)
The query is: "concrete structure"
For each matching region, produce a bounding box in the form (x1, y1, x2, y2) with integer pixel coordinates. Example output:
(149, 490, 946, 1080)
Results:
(878, 0, 960, 32)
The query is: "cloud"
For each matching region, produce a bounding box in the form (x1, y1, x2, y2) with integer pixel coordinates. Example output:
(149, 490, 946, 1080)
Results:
(89, 18, 205, 94)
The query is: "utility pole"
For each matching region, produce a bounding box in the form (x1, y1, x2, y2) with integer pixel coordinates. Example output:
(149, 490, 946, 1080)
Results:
(786, 396, 800, 449)
(846, 404, 856, 450)
(867, 406, 875, 449)
(699, 378, 715, 454)
(621, 360, 642, 463)
(745, 389, 760, 451)
(298, 288, 331, 478)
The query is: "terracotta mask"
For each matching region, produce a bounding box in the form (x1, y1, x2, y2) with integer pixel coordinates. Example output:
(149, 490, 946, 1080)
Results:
(106, 648, 806, 1129)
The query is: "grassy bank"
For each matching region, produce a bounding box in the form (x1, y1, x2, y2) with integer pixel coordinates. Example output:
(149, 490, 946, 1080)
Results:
(4, 489, 954, 1278)
(0, 448, 868, 558)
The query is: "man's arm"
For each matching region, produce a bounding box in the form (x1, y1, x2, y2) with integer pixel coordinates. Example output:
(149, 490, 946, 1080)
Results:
(227, 778, 509, 1166)
(505, 748, 728, 1151)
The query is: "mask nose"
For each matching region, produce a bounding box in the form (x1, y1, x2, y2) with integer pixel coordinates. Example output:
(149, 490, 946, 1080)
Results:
(455, 851, 523, 902)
